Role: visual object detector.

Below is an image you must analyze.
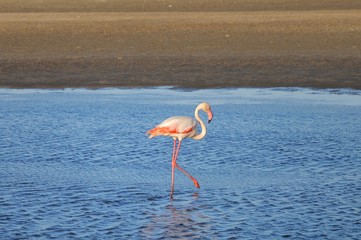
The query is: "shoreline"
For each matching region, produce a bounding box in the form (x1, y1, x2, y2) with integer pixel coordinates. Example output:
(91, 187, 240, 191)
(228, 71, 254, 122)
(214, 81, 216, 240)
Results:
(1, 55, 361, 89)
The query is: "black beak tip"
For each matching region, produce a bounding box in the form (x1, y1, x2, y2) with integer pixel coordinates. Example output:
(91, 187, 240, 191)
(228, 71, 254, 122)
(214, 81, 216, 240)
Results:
(208, 119, 212, 123)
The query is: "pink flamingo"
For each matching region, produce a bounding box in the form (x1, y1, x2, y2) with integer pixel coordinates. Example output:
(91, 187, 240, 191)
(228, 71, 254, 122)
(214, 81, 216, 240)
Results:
(147, 102, 213, 197)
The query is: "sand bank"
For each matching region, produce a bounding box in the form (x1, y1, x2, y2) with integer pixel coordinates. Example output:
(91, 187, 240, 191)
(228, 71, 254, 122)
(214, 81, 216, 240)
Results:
(0, 1, 360, 88)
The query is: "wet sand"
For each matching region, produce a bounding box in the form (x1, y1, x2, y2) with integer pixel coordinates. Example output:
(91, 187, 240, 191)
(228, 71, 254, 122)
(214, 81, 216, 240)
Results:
(1, 0, 361, 89)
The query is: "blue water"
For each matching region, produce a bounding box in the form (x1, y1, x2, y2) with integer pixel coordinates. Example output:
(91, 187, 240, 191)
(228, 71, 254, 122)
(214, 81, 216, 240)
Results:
(1, 88, 361, 239)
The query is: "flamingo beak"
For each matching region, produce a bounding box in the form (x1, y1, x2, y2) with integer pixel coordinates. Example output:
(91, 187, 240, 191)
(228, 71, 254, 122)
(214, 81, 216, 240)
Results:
(207, 110, 213, 123)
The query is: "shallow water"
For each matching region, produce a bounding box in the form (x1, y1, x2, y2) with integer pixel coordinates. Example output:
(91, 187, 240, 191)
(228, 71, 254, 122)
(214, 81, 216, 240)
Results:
(1, 87, 361, 239)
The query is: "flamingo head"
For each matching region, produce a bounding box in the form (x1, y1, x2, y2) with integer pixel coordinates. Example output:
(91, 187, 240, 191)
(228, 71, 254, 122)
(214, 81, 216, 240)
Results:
(199, 102, 213, 123)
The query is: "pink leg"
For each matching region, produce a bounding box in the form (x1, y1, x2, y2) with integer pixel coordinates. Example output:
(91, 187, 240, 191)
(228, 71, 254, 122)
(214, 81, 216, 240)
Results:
(172, 140, 200, 190)
(170, 139, 177, 197)
(170, 139, 183, 197)
(175, 164, 200, 188)
(173, 140, 182, 165)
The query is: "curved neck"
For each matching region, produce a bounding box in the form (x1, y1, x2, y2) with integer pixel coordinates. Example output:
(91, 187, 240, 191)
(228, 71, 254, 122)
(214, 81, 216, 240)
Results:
(192, 106, 207, 140)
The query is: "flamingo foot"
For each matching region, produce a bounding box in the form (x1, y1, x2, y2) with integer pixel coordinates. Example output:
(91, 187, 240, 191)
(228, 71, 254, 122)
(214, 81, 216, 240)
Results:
(192, 179, 200, 189)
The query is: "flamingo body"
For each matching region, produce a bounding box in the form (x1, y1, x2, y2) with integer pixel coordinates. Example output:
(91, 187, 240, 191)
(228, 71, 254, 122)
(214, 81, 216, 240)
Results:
(147, 102, 213, 197)
(147, 116, 197, 140)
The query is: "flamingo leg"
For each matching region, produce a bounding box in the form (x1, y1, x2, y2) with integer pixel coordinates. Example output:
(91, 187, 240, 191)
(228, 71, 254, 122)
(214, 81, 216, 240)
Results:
(170, 139, 183, 196)
(170, 139, 177, 197)
(173, 139, 182, 164)
(175, 163, 200, 189)
(172, 139, 200, 190)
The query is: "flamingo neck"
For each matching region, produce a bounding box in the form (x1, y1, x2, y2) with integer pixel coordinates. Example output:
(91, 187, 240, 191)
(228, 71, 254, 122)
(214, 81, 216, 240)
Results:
(192, 106, 207, 140)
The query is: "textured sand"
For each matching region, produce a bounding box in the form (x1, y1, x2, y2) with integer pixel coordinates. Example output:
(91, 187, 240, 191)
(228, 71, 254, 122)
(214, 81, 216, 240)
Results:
(0, 0, 360, 88)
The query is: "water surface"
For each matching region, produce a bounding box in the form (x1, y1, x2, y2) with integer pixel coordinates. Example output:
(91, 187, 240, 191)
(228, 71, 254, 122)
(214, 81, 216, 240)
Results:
(1, 88, 361, 239)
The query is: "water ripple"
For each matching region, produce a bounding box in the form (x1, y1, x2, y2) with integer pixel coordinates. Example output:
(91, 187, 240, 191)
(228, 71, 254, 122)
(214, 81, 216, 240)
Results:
(1, 88, 361, 239)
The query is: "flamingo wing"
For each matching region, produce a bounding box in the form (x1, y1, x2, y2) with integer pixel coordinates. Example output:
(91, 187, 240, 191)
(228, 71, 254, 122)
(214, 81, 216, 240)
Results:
(147, 116, 197, 138)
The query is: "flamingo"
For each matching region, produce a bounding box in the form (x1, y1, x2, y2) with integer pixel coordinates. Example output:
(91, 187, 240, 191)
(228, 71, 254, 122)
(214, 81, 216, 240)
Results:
(147, 102, 213, 197)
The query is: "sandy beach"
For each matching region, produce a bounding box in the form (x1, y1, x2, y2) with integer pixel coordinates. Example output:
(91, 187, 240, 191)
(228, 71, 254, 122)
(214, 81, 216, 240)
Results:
(1, 0, 361, 89)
